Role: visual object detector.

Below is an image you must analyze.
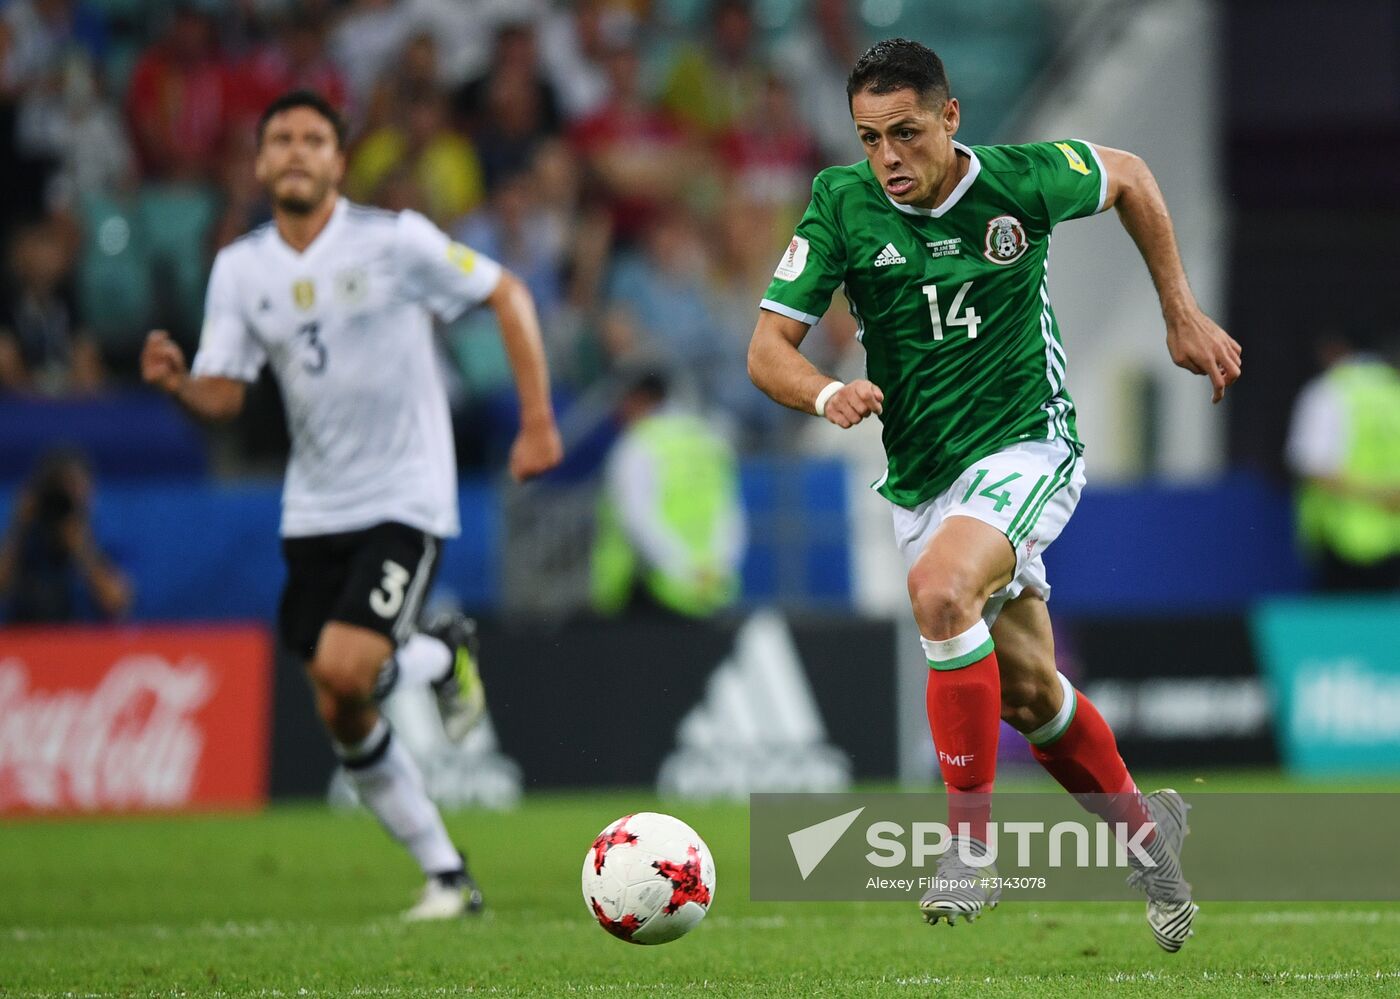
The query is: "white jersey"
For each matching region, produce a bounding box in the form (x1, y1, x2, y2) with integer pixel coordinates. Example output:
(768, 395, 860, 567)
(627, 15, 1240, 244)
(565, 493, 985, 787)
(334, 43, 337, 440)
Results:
(192, 198, 502, 538)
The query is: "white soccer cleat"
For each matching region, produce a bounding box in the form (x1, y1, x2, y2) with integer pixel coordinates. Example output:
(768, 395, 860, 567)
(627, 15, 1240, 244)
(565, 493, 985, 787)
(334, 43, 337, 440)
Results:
(1127, 788, 1197, 952)
(426, 613, 487, 742)
(919, 837, 1001, 926)
(1145, 896, 1199, 953)
(402, 868, 484, 922)
(1144, 788, 1191, 856)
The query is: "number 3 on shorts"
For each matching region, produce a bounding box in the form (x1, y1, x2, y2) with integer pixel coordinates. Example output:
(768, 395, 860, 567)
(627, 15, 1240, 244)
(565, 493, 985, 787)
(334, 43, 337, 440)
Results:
(960, 469, 1022, 513)
(370, 560, 410, 618)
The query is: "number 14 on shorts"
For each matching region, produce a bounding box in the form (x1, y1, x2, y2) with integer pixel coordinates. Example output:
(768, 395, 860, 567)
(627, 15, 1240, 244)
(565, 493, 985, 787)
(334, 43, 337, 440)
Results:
(960, 469, 1024, 512)
(938, 444, 1079, 558)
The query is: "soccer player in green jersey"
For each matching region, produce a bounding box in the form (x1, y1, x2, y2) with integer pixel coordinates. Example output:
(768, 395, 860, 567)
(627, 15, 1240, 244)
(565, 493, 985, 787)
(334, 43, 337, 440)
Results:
(749, 39, 1241, 951)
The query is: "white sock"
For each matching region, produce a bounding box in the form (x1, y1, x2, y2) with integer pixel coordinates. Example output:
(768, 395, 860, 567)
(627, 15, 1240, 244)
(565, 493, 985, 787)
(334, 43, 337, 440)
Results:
(398, 633, 453, 686)
(373, 633, 452, 700)
(336, 718, 461, 876)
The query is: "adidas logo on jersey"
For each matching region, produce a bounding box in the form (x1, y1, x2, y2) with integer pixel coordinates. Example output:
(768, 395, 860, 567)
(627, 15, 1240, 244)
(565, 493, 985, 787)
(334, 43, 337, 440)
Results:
(873, 243, 906, 267)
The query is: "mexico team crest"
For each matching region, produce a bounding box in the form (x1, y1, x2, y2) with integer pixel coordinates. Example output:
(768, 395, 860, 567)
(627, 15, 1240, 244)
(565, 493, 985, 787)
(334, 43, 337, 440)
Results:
(983, 215, 1028, 265)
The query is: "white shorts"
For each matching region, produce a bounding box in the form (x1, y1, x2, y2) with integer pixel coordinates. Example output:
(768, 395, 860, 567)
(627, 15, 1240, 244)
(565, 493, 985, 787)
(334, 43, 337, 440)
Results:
(890, 439, 1086, 627)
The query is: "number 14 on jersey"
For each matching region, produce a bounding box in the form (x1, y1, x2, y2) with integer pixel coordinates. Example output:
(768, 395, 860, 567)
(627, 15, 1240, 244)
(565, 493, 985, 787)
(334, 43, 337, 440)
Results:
(922, 281, 982, 341)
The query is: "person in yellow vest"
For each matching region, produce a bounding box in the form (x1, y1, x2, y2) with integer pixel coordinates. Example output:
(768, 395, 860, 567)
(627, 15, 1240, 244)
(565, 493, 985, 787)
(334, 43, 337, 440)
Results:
(1285, 332, 1400, 591)
(591, 370, 747, 617)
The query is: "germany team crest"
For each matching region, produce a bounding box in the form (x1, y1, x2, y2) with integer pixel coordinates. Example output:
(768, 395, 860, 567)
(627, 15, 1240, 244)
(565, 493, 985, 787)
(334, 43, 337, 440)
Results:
(983, 215, 1028, 265)
(292, 279, 316, 310)
(334, 268, 368, 304)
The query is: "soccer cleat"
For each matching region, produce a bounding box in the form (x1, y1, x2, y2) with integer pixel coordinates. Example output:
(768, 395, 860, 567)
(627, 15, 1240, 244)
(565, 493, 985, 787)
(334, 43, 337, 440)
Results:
(403, 861, 484, 921)
(1145, 897, 1199, 953)
(1127, 788, 1197, 952)
(426, 613, 487, 742)
(919, 837, 1001, 926)
(1144, 788, 1191, 858)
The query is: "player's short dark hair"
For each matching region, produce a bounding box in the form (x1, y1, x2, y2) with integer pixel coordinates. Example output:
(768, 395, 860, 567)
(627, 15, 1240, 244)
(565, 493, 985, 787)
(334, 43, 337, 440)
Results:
(256, 89, 346, 149)
(846, 38, 950, 111)
(619, 366, 670, 405)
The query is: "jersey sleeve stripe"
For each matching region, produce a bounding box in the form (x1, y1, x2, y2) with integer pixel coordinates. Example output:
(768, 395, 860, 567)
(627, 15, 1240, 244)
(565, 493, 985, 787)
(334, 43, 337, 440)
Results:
(760, 298, 822, 327)
(1036, 261, 1073, 442)
(189, 356, 263, 382)
(1079, 139, 1109, 214)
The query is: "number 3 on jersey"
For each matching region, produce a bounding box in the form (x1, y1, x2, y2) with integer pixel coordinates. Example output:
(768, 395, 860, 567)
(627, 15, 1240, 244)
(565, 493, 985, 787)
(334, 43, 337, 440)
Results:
(922, 281, 982, 341)
(296, 321, 327, 374)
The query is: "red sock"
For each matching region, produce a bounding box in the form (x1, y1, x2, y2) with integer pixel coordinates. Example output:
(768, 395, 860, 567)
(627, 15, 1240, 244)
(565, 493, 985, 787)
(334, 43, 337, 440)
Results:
(924, 644, 1002, 844)
(1029, 680, 1153, 841)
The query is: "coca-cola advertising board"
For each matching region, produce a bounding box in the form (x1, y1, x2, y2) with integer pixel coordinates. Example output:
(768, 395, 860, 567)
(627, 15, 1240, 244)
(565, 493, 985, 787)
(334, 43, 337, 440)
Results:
(0, 626, 272, 815)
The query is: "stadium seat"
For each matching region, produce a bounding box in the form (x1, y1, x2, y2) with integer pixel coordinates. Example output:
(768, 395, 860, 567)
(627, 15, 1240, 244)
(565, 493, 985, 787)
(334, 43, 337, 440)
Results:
(655, 0, 706, 27)
(83, 0, 147, 19)
(875, 1, 1047, 140)
(77, 192, 153, 353)
(100, 36, 144, 105)
(136, 184, 218, 335)
(446, 313, 513, 397)
(753, 0, 801, 34)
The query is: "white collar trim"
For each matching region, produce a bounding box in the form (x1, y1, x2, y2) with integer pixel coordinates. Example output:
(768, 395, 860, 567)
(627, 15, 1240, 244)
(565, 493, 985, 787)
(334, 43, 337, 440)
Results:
(276, 196, 346, 258)
(884, 142, 980, 218)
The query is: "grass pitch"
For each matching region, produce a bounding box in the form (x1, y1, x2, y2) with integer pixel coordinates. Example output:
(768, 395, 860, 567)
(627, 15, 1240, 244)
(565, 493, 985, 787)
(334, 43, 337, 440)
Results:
(3, 774, 1399, 997)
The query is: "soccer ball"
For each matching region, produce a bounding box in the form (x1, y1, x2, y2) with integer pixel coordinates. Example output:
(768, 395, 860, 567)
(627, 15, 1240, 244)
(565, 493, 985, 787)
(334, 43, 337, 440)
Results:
(581, 812, 716, 944)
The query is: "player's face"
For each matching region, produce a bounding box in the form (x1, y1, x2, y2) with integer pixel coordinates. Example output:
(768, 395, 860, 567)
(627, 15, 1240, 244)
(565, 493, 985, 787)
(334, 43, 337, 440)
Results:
(851, 88, 960, 209)
(255, 107, 344, 214)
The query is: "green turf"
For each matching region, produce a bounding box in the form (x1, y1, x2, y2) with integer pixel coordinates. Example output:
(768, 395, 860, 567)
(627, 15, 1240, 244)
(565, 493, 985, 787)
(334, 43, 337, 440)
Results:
(3, 776, 1400, 997)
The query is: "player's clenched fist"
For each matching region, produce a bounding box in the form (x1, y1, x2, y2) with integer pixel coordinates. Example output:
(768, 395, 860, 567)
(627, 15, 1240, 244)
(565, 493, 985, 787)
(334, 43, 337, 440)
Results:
(140, 330, 189, 394)
(824, 379, 884, 428)
(508, 422, 564, 482)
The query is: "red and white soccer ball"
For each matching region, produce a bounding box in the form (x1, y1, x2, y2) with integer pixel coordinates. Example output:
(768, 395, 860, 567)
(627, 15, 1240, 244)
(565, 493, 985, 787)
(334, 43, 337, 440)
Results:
(581, 812, 716, 945)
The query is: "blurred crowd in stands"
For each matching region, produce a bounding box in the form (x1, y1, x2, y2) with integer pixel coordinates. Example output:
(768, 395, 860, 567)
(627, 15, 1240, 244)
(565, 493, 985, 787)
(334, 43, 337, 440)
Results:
(0, 0, 887, 462)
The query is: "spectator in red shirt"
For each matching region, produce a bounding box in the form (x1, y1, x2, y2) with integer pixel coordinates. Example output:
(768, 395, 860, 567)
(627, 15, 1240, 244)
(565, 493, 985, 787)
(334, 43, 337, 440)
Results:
(567, 33, 695, 249)
(124, 4, 230, 182)
(717, 72, 823, 216)
(232, 12, 348, 133)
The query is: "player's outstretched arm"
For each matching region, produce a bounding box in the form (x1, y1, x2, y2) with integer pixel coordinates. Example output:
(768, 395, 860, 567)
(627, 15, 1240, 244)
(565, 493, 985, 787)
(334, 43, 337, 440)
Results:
(486, 271, 563, 481)
(140, 330, 246, 423)
(747, 310, 883, 428)
(1094, 145, 1243, 404)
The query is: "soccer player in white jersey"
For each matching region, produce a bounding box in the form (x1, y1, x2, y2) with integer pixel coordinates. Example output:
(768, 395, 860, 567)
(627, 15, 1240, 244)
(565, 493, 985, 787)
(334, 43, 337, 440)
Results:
(141, 91, 563, 920)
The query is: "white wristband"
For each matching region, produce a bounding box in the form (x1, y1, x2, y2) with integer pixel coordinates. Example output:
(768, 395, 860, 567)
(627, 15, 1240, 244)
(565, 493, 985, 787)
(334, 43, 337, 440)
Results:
(813, 381, 845, 417)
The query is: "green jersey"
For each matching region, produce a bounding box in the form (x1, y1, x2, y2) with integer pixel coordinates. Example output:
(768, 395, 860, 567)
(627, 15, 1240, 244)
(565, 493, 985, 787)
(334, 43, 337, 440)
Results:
(761, 139, 1107, 508)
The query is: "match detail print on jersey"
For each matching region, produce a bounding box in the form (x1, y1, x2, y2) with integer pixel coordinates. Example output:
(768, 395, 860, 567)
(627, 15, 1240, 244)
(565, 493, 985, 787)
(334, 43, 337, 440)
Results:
(760, 140, 1106, 509)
